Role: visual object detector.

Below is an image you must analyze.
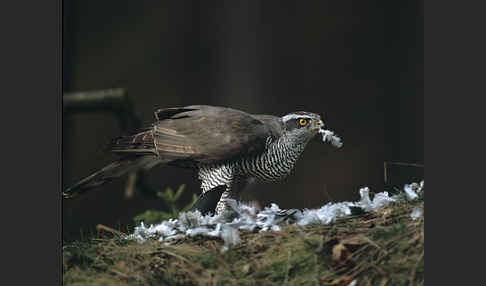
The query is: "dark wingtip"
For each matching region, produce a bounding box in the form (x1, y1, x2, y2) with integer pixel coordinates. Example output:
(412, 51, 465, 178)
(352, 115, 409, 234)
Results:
(154, 107, 198, 121)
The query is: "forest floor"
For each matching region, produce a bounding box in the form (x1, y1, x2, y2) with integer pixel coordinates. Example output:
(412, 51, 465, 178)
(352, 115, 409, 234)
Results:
(63, 193, 424, 286)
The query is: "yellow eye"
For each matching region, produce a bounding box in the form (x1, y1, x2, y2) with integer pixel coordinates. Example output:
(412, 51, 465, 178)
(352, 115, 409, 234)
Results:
(298, 119, 308, 126)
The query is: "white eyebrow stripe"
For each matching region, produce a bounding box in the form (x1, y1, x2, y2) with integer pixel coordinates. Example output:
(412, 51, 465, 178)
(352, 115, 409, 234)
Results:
(282, 114, 312, 122)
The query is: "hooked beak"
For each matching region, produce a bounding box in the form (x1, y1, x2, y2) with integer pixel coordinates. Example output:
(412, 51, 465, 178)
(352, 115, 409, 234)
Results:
(311, 119, 324, 132)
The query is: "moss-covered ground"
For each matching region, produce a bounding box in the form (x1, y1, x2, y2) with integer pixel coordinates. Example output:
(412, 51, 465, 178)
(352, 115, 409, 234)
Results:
(63, 196, 424, 286)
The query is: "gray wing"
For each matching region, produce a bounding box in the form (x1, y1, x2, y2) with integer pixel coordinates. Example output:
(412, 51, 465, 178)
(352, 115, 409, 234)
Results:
(109, 105, 281, 166)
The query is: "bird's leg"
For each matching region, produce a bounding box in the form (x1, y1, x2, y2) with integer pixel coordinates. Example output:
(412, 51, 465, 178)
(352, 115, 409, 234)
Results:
(215, 190, 236, 214)
(215, 178, 246, 214)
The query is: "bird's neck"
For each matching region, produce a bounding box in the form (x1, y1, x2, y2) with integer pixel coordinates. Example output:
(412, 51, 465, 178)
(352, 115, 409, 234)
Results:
(271, 135, 310, 165)
(279, 134, 310, 153)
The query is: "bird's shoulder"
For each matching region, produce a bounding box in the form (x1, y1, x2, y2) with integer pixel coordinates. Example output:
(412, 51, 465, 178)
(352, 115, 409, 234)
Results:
(251, 114, 284, 142)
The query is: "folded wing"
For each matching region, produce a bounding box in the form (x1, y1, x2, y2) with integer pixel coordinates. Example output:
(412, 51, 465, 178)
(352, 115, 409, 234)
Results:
(109, 105, 277, 167)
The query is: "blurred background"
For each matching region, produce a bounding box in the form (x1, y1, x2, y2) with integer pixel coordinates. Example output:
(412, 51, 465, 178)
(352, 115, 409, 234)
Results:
(63, 0, 423, 241)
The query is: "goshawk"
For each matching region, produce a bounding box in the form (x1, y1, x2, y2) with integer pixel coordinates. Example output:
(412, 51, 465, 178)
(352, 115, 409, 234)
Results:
(63, 105, 341, 214)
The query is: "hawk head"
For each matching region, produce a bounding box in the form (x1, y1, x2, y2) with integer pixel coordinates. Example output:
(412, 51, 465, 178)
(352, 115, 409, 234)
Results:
(281, 111, 324, 144)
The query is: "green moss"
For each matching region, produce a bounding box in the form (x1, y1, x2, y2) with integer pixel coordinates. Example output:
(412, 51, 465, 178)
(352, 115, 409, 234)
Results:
(63, 241, 99, 269)
(133, 184, 198, 226)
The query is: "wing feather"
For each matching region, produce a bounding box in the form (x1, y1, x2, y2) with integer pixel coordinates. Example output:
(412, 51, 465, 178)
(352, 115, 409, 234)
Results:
(154, 105, 276, 164)
(108, 127, 158, 155)
(108, 105, 282, 166)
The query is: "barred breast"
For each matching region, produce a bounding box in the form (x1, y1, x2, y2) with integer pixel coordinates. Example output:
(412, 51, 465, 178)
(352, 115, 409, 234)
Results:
(198, 163, 235, 192)
(197, 135, 307, 194)
(236, 136, 307, 182)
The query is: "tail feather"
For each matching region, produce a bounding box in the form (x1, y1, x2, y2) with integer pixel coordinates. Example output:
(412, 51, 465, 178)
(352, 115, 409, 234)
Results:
(62, 156, 161, 199)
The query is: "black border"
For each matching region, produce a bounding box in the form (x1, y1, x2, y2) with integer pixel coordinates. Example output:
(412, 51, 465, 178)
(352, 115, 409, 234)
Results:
(3, 0, 481, 283)
(425, 0, 483, 284)
(2, 0, 61, 284)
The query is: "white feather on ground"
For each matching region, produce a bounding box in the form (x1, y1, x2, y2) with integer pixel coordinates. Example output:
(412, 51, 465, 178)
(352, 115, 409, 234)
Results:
(127, 181, 424, 251)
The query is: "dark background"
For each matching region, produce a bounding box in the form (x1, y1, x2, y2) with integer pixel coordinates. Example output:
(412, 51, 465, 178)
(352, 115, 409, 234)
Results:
(62, 0, 423, 241)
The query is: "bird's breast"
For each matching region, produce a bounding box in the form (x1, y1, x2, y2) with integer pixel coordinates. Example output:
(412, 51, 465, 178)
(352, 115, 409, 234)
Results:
(236, 140, 305, 183)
